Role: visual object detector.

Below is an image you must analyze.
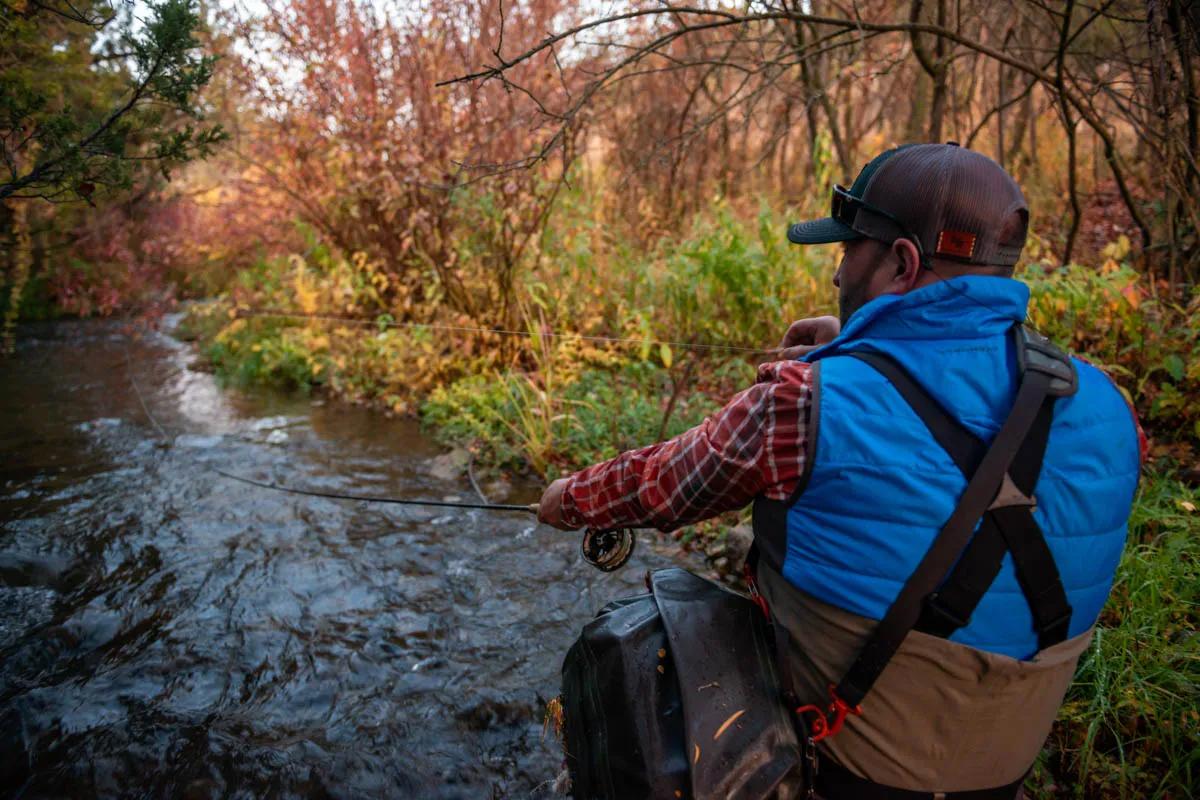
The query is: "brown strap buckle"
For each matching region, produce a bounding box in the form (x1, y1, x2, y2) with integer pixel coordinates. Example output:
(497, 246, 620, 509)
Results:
(989, 472, 1036, 511)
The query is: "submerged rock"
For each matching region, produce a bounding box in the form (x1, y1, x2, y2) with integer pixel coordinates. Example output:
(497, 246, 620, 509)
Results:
(247, 415, 299, 432)
(427, 447, 470, 482)
(174, 433, 223, 449)
(453, 689, 536, 730)
(726, 523, 754, 571)
(0, 552, 72, 590)
(483, 477, 513, 502)
(76, 418, 122, 433)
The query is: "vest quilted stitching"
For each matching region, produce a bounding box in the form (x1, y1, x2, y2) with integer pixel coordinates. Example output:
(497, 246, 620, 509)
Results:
(781, 277, 1140, 659)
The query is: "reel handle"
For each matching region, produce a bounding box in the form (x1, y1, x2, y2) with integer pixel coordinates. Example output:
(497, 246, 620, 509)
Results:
(527, 504, 636, 571)
(580, 527, 636, 572)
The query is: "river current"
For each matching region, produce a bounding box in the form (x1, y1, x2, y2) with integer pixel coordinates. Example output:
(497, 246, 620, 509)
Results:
(0, 319, 696, 799)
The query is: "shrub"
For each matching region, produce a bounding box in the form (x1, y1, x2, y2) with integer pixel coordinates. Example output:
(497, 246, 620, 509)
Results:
(1022, 238, 1200, 446)
(422, 354, 732, 479)
(185, 242, 500, 405)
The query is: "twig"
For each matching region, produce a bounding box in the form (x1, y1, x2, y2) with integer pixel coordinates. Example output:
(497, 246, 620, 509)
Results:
(657, 355, 698, 442)
(467, 451, 490, 505)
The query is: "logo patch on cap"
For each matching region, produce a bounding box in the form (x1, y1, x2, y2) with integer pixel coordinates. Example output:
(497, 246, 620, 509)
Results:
(936, 230, 977, 259)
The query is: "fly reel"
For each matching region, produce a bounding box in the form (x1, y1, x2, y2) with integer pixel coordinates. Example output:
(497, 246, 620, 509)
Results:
(581, 527, 636, 572)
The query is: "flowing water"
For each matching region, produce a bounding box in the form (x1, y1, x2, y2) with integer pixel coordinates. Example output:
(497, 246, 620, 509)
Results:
(0, 319, 698, 799)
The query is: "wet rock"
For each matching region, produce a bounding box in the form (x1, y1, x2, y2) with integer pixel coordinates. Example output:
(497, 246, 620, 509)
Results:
(483, 477, 513, 502)
(726, 523, 754, 571)
(185, 358, 215, 373)
(248, 415, 297, 432)
(0, 552, 71, 589)
(427, 447, 470, 481)
(76, 418, 122, 433)
(174, 434, 223, 449)
(454, 689, 536, 730)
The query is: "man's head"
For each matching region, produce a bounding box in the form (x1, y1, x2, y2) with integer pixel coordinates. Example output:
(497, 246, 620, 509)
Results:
(788, 143, 1029, 324)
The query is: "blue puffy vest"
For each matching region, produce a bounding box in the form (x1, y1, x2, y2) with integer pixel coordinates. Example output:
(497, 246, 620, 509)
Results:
(759, 277, 1140, 660)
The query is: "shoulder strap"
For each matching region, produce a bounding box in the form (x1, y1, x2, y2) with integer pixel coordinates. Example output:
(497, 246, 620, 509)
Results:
(847, 351, 1071, 648)
(833, 330, 1074, 709)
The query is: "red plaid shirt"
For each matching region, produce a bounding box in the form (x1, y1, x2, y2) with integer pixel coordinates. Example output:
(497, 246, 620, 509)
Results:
(561, 361, 814, 532)
(560, 356, 1148, 533)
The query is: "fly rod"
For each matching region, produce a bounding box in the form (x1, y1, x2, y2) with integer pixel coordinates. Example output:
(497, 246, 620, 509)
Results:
(215, 469, 635, 572)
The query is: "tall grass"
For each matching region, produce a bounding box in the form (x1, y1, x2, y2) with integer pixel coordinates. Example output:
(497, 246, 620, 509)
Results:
(1031, 475, 1199, 799)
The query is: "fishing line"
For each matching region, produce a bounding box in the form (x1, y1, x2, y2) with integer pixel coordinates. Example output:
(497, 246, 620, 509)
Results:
(209, 468, 634, 572)
(123, 341, 170, 441)
(232, 308, 776, 355)
(119, 327, 636, 571)
(213, 468, 538, 514)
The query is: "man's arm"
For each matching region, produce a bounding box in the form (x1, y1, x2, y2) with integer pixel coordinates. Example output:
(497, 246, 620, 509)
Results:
(539, 360, 814, 532)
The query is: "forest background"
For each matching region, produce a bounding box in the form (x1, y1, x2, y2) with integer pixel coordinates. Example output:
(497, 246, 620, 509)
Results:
(1, 0, 1198, 797)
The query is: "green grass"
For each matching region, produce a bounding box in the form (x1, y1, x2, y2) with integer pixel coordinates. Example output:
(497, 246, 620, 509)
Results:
(420, 359, 744, 479)
(1031, 472, 1199, 799)
(201, 317, 324, 391)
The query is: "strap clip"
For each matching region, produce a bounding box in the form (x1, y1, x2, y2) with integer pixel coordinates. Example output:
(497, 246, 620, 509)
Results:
(795, 684, 862, 743)
(1014, 325, 1078, 397)
(744, 562, 771, 619)
(989, 473, 1037, 511)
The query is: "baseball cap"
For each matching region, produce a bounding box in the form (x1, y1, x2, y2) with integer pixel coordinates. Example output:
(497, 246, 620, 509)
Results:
(787, 143, 1029, 267)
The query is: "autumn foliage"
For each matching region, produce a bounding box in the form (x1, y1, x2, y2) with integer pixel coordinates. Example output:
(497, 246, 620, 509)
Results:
(2, 2, 1198, 797)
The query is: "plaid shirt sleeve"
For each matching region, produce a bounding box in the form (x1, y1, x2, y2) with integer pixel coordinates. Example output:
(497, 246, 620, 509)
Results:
(560, 360, 814, 532)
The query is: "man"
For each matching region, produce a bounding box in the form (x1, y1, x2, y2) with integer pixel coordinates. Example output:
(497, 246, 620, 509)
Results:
(538, 143, 1142, 798)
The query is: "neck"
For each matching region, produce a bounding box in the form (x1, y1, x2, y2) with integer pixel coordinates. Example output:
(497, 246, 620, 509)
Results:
(919, 261, 1013, 287)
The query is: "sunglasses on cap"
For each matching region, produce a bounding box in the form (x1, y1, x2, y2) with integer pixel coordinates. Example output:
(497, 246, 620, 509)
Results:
(831, 184, 930, 268)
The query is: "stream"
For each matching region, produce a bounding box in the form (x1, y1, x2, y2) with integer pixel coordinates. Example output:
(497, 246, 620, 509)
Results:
(0, 318, 698, 799)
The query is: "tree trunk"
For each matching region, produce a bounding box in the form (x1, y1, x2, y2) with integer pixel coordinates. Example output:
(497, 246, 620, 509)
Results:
(1056, 1, 1082, 266)
(1, 200, 31, 356)
(907, 70, 931, 143)
(1005, 78, 1034, 169)
(910, 0, 949, 143)
(929, 0, 949, 141)
(997, 57, 1006, 166)
(792, 12, 851, 177)
(1028, 85, 1038, 168)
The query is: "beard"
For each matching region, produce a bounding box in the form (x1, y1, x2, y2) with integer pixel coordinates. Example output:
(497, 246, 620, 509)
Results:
(838, 276, 873, 326)
(837, 241, 889, 325)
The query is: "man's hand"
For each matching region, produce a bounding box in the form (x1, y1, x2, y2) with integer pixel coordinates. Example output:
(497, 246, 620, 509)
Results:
(538, 477, 575, 531)
(777, 315, 840, 360)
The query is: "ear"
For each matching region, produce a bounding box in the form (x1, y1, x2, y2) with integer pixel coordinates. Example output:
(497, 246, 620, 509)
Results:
(889, 238, 923, 291)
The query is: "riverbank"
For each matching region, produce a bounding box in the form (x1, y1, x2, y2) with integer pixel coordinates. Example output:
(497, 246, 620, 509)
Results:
(177, 219, 1200, 569)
